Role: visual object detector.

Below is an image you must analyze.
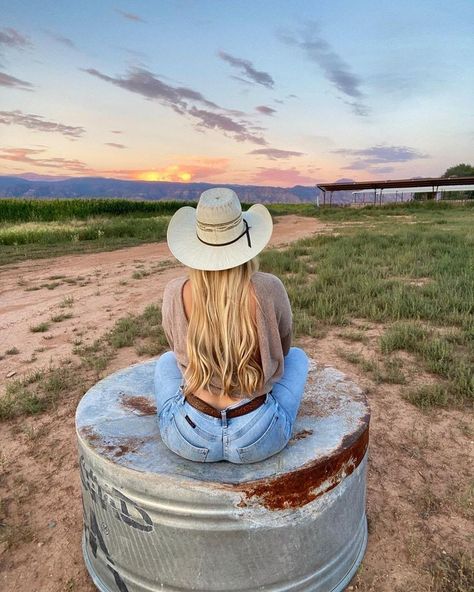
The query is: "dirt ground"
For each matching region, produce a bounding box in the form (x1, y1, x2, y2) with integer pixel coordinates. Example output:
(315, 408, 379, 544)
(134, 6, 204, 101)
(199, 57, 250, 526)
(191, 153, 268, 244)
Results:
(0, 214, 472, 591)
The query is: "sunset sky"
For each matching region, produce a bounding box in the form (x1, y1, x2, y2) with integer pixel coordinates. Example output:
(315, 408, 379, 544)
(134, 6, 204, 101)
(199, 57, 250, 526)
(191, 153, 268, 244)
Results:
(1, 0, 473, 187)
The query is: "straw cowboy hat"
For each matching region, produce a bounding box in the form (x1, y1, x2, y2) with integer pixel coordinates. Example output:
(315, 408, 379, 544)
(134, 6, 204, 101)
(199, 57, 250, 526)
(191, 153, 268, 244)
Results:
(166, 187, 273, 271)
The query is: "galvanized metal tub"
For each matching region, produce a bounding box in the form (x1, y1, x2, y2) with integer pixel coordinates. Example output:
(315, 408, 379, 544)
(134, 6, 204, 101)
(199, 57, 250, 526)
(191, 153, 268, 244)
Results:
(75, 357, 370, 592)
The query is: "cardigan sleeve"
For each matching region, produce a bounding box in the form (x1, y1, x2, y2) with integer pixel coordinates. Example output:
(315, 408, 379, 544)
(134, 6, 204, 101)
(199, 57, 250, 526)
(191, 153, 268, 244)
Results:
(274, 276, 293, 356)
(161, 280, 176, 350)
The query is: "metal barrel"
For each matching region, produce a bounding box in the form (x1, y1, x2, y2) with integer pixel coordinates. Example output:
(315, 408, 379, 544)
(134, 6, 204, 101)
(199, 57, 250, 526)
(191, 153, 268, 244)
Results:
(75, 358, 370, 592)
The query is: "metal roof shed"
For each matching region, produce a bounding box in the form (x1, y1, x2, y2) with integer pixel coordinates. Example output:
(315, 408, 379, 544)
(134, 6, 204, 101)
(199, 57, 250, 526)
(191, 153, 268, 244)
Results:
(316, 176, 474, 206)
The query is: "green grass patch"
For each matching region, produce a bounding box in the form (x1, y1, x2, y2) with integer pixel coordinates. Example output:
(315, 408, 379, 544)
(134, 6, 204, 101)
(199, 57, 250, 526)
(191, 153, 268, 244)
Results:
(2, 198, 471, 266)
(0, 363, 79, 420)
(0, 216, 170, 246)
(337, 328, 369, 343)
(404, 384, 450, 409)
(336, 349, 406, 384)
(51, 312, 73, 322)
(0, 295, 166, 421)
(106, 303, 168, 350)
(381, 321, 473, 407)
(0, 198, 196, 223)
(132, 269, 151, 279)
(259, 203, 474, 407)
(310, 198, 474, 221)
(73, 303, 168, 376)
(0, 213, 172, 265)
(29, 322, 50, 333)
(1, 302, 169, 421)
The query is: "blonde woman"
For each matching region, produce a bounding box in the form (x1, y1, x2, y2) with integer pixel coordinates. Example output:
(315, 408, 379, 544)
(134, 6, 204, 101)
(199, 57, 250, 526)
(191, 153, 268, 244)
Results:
(154, 187, 309, 463)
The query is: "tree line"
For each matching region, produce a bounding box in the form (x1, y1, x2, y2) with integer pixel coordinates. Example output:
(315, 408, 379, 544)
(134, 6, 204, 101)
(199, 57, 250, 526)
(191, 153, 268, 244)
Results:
(414, 163, 474, 201)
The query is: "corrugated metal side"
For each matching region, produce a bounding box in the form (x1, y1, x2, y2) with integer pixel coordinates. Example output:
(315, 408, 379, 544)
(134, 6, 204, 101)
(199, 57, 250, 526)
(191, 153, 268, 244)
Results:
(78, 441, 368, 591)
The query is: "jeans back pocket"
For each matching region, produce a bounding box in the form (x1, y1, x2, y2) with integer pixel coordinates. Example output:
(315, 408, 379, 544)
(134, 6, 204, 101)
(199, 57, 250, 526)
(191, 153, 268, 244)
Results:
(160, 414, 210, 462)
(236, 409, 290, 464)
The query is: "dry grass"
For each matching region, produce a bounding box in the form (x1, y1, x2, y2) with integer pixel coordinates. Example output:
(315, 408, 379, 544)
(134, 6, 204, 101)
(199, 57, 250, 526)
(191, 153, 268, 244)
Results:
(428, 552, 474, 592)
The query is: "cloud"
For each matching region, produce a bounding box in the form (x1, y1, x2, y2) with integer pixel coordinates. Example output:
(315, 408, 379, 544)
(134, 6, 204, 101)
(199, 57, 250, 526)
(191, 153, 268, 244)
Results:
(111, 130, 122, 134)
(0, 27, 33, 51)
(82, 66, 218, 111)
(83, 66, 267, 145)
(0, 147, 91, 171)
(230, 75, 254, 87)
(104, 142, 126, 149)
(333, 144, 429, 170)
(255, 105, 276, 116)
(369, 166, 396, 174)
(114, 9, 147, 23)
(279, 23, 369, 116)
(0, 109, 85, 137)
(218, 51, 274, 88)
(252, 167, 318, 186)
(339, 98, 369, 117)
(249, 148, 305, 160)
(189, 107, 267, 145)
(43, 29, 76, 49)
(0, 72, 34, 90)
(0, 149, 229, 182)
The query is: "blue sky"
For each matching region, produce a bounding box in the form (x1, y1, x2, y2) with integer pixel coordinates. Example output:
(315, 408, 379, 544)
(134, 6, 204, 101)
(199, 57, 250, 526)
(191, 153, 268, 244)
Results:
(1, 0, 473, 186)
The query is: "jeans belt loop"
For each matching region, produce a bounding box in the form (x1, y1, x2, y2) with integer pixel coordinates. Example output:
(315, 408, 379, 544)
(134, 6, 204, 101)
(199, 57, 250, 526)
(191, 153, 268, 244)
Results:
(220, 408, 228, 427)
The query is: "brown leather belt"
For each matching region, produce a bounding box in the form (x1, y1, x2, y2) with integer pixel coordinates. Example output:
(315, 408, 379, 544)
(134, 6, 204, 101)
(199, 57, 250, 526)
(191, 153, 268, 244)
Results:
(185, 392, 269, 419)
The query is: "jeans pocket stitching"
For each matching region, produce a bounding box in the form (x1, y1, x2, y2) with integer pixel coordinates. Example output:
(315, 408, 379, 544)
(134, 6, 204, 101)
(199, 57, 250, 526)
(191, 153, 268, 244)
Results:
(236, 412, 287, 462)
(162, 415, 210, 461)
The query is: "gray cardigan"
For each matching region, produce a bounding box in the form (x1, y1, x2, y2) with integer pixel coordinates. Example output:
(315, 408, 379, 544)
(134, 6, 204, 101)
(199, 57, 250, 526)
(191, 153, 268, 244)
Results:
(161, 271, 293, 398)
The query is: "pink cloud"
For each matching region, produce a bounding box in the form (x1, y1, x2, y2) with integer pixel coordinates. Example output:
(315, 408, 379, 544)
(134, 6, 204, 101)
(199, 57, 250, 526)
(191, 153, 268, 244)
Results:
(0, 147, 92, 171)
(251, 167, 318, 186)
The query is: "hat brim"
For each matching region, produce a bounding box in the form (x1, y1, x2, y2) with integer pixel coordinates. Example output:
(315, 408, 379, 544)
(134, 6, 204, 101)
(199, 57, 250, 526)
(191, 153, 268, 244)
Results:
(167, 204, 273, 270)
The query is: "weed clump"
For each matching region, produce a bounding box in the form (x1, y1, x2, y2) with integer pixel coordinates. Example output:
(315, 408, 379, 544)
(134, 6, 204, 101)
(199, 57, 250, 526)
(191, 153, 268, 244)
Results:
(429, 551, 474, 592)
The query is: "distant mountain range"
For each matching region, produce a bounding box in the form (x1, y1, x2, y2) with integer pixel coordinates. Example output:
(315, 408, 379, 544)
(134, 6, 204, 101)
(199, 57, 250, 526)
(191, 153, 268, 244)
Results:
(0, 174, 363, 204)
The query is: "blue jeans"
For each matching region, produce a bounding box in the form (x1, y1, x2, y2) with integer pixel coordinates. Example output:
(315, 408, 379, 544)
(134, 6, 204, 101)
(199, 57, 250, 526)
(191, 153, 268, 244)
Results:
(153, 347, 309, 464)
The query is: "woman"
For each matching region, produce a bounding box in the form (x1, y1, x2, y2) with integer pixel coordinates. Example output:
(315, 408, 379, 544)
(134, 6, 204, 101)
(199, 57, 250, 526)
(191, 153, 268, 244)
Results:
(154, 187, 309, 463)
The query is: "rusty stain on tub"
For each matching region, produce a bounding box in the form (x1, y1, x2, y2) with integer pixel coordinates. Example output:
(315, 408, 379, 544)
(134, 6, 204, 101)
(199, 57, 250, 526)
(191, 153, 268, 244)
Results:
(234, 413, 370, 511)
(102, 438, 146, 458)
(289, 429, 314, 442)
(79, 424, 152, 459)
(119, 393, 156, 416)
(79, 425, 101, 443)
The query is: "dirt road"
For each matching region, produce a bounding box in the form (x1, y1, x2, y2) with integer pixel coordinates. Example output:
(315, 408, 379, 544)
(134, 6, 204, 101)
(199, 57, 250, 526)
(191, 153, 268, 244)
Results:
(0, 215, 325, 390)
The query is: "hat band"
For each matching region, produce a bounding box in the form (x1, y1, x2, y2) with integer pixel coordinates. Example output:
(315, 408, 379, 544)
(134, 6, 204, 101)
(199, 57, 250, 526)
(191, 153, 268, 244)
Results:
(196, 212, 242, 232)
(197, 219, 252, 248)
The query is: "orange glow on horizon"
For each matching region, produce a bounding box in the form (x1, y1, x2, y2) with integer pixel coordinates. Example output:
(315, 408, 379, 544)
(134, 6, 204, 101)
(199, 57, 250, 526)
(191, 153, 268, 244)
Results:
(136, 167, 193, 182)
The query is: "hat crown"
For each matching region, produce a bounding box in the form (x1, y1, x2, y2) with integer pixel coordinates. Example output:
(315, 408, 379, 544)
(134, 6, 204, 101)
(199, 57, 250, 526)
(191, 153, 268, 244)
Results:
(196, 188, 244, 244)
(166, 186, 273, 270)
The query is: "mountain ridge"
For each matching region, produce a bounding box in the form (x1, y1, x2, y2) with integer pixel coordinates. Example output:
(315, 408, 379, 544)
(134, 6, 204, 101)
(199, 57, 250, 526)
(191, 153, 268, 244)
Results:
(0, 175, 358, 203)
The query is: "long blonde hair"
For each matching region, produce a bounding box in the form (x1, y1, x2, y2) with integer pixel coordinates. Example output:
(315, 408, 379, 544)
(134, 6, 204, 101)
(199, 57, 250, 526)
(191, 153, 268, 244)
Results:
(183, 256, 264, 399)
